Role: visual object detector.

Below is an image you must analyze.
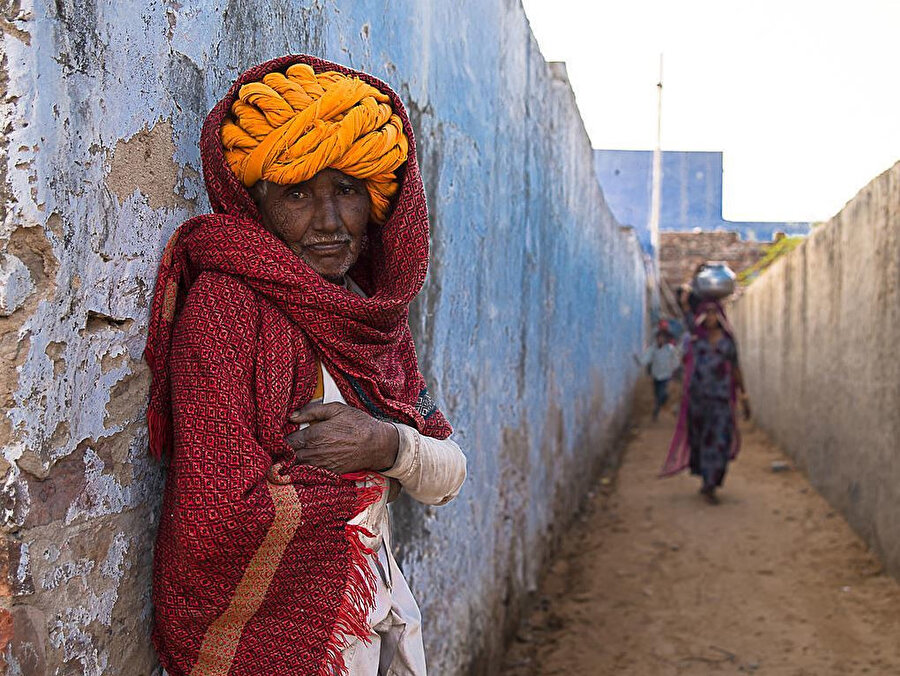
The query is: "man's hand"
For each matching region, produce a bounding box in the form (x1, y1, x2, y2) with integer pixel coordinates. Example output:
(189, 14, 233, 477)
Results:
(286, 402, 399, 475)
(741, 396, 752, 421)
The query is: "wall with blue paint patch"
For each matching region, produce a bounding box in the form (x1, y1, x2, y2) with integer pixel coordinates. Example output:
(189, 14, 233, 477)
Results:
(0, 2, 646, 674)
(593, 149, 811, 253)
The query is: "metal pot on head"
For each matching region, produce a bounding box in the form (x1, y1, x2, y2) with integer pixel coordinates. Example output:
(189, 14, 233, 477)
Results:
(693, 262, 736, 300)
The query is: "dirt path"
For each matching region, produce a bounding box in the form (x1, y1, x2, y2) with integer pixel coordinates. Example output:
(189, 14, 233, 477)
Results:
(502, 382, 900, 675)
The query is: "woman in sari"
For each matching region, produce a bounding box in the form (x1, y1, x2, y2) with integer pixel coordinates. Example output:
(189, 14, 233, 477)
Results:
(146, 55, 466, 675)
(661, 300, 751, 503)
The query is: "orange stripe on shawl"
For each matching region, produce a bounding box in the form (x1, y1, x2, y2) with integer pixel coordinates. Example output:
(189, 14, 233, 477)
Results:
(190, 477, 303, 676)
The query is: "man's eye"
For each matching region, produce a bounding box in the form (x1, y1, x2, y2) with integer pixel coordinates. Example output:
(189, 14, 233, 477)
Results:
(338, 184, 359, 195)
(288, 189, 309, 199)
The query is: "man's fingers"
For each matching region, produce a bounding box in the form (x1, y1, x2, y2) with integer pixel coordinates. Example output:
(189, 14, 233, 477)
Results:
(289, 402, 346, 424)
(290, 440, 329, 465)
(285, 425, 331, 451)
(284, 429, 308, 449)
(293, 448, 349, 475)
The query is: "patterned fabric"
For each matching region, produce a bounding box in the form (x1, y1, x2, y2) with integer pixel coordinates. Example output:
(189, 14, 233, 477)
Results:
(687, 335, 739, 487)
(145, 54, 451, 676)
(661, 300, 740, 478)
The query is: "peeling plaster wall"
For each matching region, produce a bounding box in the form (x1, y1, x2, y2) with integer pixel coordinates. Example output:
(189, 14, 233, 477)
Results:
(732, 162, 900, 576)
(0, 2, 645, 674)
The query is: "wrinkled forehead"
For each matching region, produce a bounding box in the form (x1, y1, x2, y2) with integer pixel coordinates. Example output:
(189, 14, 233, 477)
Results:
(250, 169, 368, 195)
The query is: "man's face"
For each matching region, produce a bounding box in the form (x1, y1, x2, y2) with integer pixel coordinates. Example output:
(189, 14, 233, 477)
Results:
(254, 168, 371, 284)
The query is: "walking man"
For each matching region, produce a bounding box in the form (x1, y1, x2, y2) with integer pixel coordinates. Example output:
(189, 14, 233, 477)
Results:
(636, 326, 681, 420)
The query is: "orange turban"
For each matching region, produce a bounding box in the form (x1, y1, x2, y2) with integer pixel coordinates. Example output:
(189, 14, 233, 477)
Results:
(221, 63, 409, 224)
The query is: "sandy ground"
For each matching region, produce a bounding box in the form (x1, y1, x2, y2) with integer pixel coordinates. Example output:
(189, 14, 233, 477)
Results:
(501, 381, 900, 675)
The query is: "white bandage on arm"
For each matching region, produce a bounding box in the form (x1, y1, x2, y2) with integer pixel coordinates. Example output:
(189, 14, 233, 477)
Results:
(383, 423, 467, 506)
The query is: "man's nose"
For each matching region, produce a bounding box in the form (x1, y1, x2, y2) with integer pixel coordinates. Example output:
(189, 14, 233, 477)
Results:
(311, 196, 342, 233)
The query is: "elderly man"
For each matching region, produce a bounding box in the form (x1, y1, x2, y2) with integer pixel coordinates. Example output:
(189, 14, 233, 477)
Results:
(145, 55, 466, 676)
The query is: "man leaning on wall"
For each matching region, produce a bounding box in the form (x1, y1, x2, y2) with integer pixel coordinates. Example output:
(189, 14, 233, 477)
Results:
(145, 54, 467, 675)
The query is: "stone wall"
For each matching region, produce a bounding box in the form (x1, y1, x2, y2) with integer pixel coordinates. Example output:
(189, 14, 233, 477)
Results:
(660, 231, 765, 292)
(658, 231, 765, 316)
(732, 161, 900, 575)
(0, 1, 646, 674)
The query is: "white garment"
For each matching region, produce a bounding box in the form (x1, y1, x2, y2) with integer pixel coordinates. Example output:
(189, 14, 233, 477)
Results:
(317, 364, 466, 675)
(640, 342, 681, 380)
(340, 525, 427, 675)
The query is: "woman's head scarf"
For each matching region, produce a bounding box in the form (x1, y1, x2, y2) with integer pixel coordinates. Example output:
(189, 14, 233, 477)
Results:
(692, 299, 736, 341)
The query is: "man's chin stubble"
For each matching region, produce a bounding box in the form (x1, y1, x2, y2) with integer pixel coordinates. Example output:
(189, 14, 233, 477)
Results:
(298, 251, 356, 285)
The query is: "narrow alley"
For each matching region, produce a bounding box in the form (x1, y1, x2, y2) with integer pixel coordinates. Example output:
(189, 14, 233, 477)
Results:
(3, 2, 899, 673)
(502, 384, 900, 675)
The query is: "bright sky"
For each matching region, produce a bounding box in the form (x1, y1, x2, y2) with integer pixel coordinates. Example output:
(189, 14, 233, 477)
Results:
(521, 0, 900, 222)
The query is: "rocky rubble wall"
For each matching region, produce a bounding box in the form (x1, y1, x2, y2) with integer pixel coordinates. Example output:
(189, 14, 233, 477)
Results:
(659, 231, 764, 292)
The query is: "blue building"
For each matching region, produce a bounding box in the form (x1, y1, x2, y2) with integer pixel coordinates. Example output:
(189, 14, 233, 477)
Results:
(593, 149, 810, 254)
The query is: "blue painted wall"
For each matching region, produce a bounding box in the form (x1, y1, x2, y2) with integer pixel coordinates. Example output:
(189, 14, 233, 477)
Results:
(593, 149, 811, 253)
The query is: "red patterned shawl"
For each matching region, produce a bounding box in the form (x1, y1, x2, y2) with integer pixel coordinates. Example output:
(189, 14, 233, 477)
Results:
(146, 55, 450, 676)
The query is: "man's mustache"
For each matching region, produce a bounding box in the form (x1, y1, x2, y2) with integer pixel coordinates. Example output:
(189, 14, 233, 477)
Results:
(302, 235, 353, 246)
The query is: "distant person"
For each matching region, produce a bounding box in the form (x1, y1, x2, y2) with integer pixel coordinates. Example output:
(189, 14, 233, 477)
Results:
(635, 326, 681, 421)
(660, 300, 751, 504)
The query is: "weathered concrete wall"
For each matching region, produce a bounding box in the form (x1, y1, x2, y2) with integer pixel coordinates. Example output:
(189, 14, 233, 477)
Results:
(733, 161, 900, 575)
(0, 2, 646, 674)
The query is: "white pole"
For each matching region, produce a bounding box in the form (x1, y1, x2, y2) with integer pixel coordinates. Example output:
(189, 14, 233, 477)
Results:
(649, 54, 663, 314)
